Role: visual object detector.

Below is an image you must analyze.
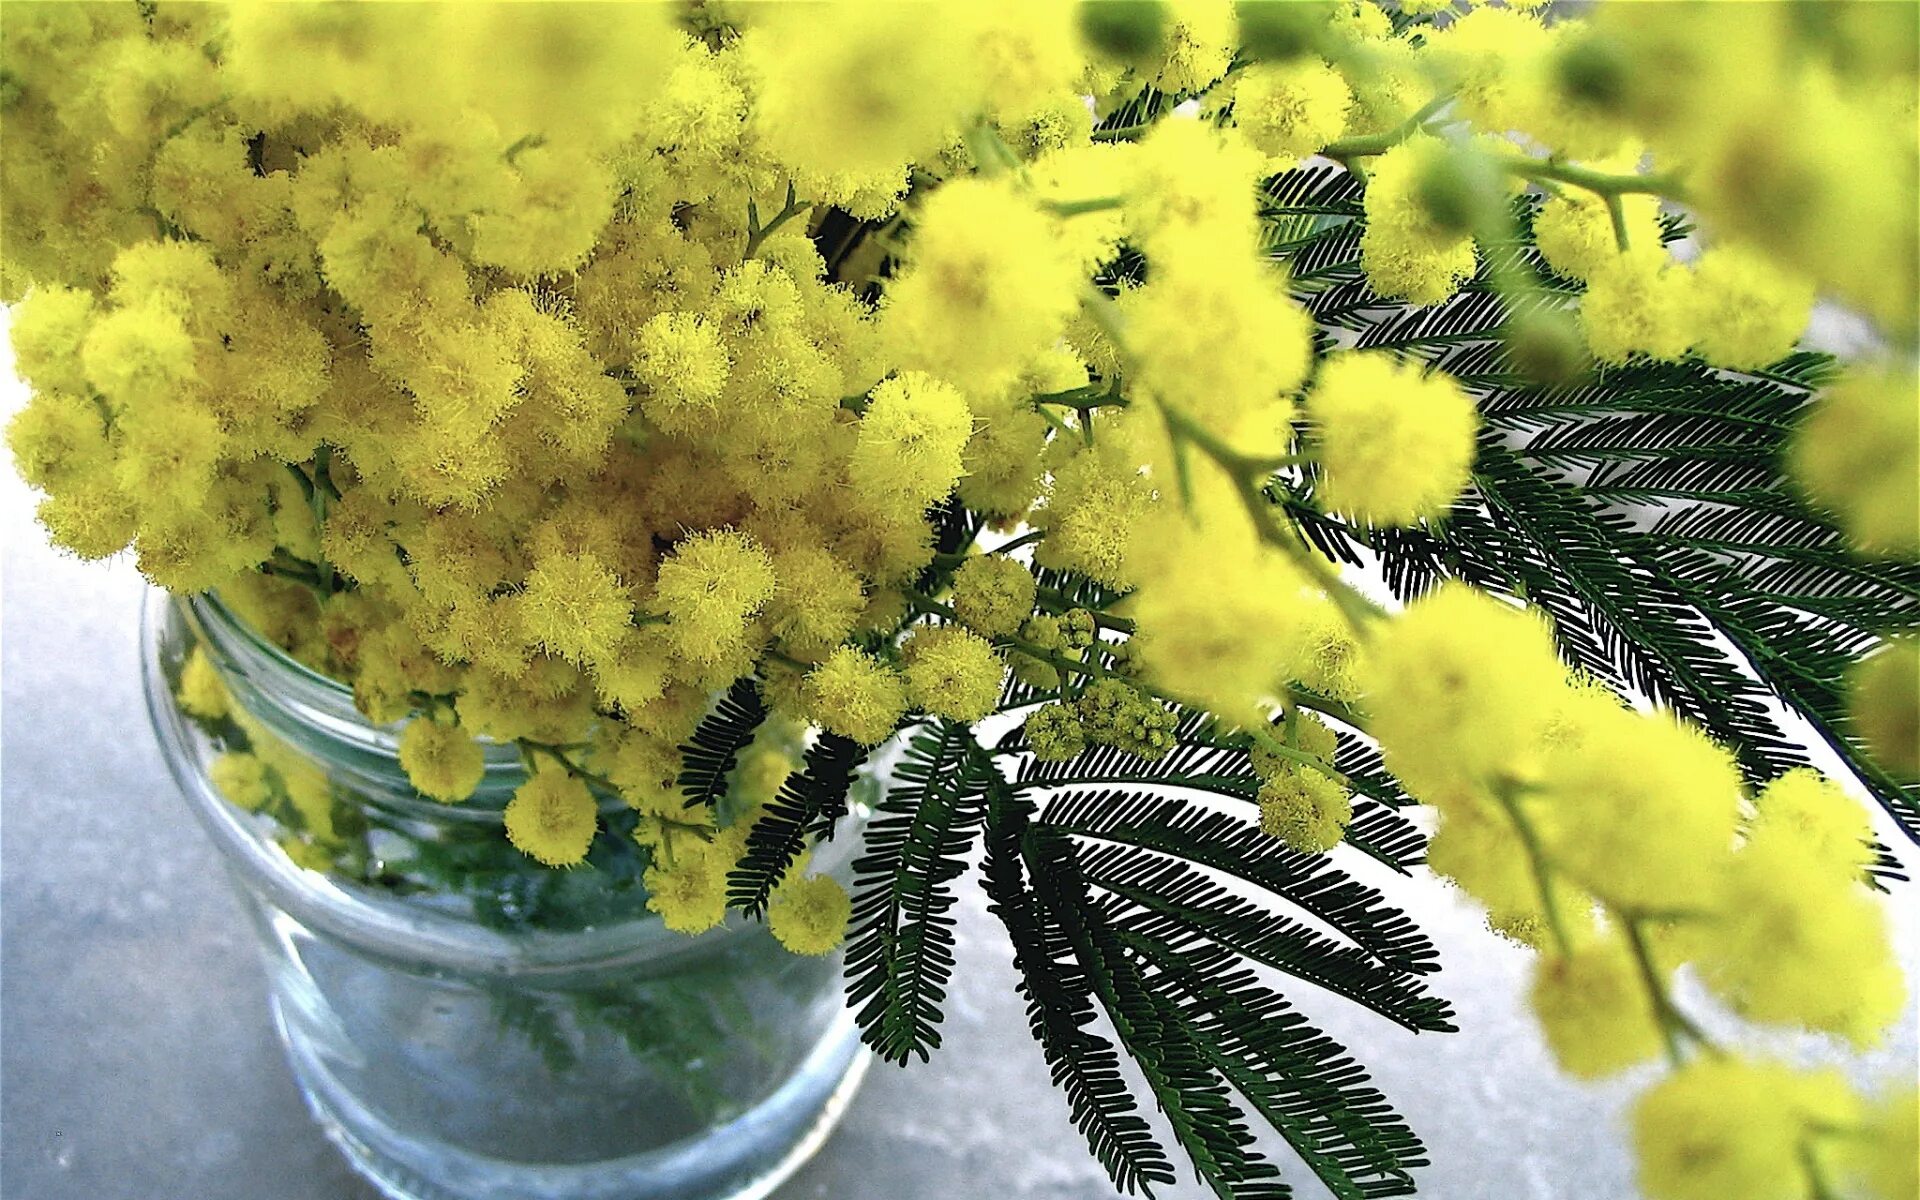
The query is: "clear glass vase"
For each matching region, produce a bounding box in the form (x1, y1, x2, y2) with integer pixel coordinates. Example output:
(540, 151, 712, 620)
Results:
(140, 589, 871, 1200)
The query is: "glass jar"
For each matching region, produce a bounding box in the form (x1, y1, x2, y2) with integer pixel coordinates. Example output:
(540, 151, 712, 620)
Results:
(140, 589, 871, 1200)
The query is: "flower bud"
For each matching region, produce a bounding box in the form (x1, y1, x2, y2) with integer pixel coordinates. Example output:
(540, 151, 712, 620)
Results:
(1507, 308, 1590, 387)
(1078, 1, 1167, 61)
(1236, 1, 1334, 62)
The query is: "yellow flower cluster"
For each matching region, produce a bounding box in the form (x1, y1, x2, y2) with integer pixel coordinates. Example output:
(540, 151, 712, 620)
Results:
(8, 7, 1915, 1150)
(1355, 582, 1910, 1198)
(1305, 351, 1478, 526)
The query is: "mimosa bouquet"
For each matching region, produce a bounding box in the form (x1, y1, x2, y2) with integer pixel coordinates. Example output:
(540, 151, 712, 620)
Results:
(4, 2, 1916, 1197)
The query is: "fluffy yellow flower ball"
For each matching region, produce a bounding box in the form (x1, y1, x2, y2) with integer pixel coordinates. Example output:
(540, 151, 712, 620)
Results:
(1250, 713, 1338, 780)
(1127, 235, 1314, 426)
(653, 529, 777, 677)
(1306, 351, 1479, 526)
(901, 625, 1006, 724)
(643, 837, 731, 935)
(1695, 836, 1905, 1045)
(592, 631, 672, 717)
(1527, 935, 1664, 1078)
(211, 751, 274, 812)
(1532, 186, 1661, 282)
(1686, 243, 1813, 370)
(633, 311, 730, 433)
(768, 875, 853, 956)
(1034, 437, 1154, 589)
(849, 372, 974, 512)
(1124, 487, 1315, 722)
(1361, 135, 1479, 306)
(745, 3, 975, 180)
(950, 554, 1038, 639)
(1847, 637, 1919, 778)
(886, 178, 1083, 391)
(1746, 768, 1874, 875)
(1256, 766, 1351, 853)
(5, 390, 110, 493)
(802, 647, 909, 747)
(1533, 709, 1743, 912)
(1125, 117, 1266, 253)
(519, 550, 632, 670)
(1790, 366, 1920, 557)
(1361, 583, 1567, 806)
(1579, 245, 1695, 364)
(6, 284, 96, 395)
(1231, 58, 1351, 164)
(1632, 1058, 1856, 1200)
(503, 767, 598, 867)
(765, 545, 866, 659)
(176, 645, 231, 722)
(397, 716, 486, 805)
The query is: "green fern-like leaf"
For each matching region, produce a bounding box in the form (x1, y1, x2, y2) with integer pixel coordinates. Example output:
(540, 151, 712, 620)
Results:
(844, 720, 997, 1063)
(1024, 824, 1293, 1199)
(676, 678, 768, 810)
(981, 791, 1178, 1195)
(1013, 702, 1429, 875)
(727, 733, 866, 916)
(1077, 842, 1455, 1034)
(1039, 789, 1442, 977)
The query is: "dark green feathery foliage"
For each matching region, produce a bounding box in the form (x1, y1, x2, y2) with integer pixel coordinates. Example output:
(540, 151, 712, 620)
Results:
(844, 720, 997, 1063)
(1038, 790, 1441, 976)
(1024, 825, 1294, 1200)
(1076, 843, 1454, 1033)
(1013, 701, 1429, 875)
(728, 733, 867, 916)
(676, 678, 769, 810)
(982, 790, 1179, 1195)
(1007, 794, 1437, 1198)
(840, 715, 1443, 1198)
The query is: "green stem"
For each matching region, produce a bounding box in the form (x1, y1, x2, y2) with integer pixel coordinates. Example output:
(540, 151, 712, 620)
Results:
(743, 181, 813, 260)
(1004, 635, 1165, 699)
(1033, 585, 1136, 634)
(1605, 193, 1631, 251)
(910, 591, 1175, 706)
(1031, 403, 1075, 439)
(519, 740, 624, 797)
(762, 645, 821, 676)
(1622, 917, 1685, 1068)
(1245, 726, 1349, 786)
(963, 118, 1020, 176)
(1492, 781, 1573, 957)
(407, 690, 459, 720)
(1495, 154, 1686, 200)
(1320, 92, 1454, 163)
(283, 462, 316, 505)
(1800, 1141, 1843, 1200)
(1158, 403, 1385, 634)
(989, 529, 1045, 557)
(1043, 195, 1125, 218)
(260, 556, 331, 603)
(308, 446, 336, 593)
(1621, 914, 1719, 1061)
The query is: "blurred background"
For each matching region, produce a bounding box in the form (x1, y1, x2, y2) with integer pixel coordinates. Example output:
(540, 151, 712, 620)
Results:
(3, 318, 1914, 1200)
